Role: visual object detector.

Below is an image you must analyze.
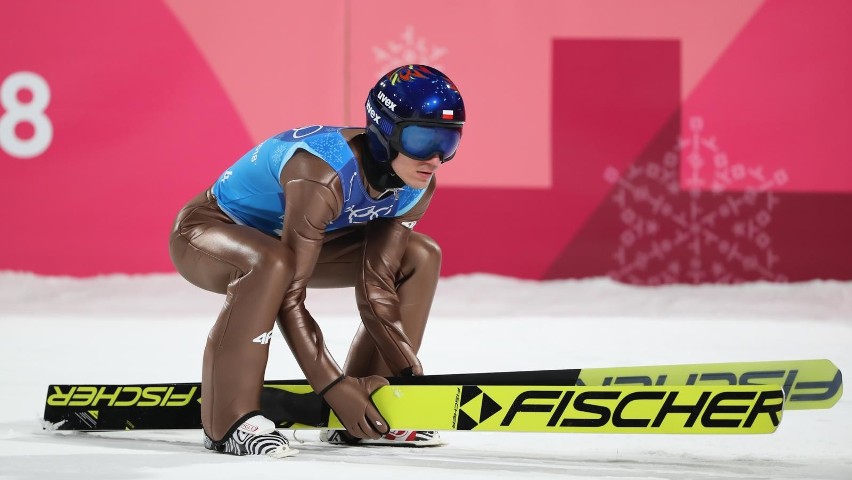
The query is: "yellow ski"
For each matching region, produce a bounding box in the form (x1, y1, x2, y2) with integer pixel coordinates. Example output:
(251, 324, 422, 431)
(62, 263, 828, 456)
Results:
(273, 384, 784, 434)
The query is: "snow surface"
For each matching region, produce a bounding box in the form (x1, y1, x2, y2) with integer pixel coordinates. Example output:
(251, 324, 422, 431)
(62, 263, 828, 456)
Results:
(1, 272, 851, 479)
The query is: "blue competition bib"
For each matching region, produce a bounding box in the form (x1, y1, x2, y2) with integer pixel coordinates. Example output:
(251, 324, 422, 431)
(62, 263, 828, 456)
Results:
(212, 126, 425, 236)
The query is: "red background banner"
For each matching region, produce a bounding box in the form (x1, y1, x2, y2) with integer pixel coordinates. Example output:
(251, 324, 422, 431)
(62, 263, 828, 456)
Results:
(1, 0, 850, 283)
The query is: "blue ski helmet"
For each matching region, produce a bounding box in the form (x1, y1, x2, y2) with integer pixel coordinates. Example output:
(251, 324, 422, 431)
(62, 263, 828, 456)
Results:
(365, 65, 465, 165)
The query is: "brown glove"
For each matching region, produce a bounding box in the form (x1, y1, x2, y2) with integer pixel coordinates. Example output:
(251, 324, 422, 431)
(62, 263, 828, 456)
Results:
(321, 375, 390, 439)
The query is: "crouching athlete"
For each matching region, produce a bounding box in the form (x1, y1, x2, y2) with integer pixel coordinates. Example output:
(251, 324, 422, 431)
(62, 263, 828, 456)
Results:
(169, 64, 466, 457)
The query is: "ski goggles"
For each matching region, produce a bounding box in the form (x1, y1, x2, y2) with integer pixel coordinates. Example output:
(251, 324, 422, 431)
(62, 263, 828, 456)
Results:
(390, 123, 463, 162)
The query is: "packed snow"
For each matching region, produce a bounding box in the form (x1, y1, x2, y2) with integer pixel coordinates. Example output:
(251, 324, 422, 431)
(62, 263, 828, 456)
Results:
(1, 272, 850, 479)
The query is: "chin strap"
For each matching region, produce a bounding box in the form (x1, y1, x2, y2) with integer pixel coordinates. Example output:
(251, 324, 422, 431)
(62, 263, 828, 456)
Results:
(362, 153, 406, 191)
(362, 127, 407, 191)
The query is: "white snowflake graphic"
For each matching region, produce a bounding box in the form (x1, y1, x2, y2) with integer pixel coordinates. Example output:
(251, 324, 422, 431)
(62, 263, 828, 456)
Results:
(373, 26, 447, 77)
(681, 117, 790, 192)
(603, 116, 789, 284)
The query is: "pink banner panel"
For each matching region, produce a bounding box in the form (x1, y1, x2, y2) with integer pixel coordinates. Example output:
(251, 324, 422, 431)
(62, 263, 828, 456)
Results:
(543, 16, 852, 283)
(0, 0, 345, 276)
(1, 0, 850, 282)
(346, 1, 553, 189)
(162, 0, 347, 143)
(682, 0, 852, 193)
(414, 39, 681, 279)
(0, 1, 253, 274)
(345, 0, 765, 189)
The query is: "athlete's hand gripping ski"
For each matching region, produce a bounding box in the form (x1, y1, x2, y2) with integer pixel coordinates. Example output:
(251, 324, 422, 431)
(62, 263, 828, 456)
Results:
(322, 375, 390, 439)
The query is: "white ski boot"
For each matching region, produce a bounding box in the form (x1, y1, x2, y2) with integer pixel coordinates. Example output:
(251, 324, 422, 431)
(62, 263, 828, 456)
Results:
(204, 414, 298, 458)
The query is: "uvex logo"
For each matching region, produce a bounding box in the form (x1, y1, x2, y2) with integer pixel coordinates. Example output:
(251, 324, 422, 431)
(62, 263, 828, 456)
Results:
(367, 101, 381, 125)
(376, 91, 397, 111)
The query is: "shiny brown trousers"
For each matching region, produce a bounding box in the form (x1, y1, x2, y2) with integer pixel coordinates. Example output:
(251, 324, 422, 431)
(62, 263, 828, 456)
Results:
(168, 190, 440, 441)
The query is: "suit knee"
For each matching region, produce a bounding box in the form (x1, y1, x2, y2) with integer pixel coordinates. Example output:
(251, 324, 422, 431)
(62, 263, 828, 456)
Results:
(404, 233, 442, 271)
(249, 244, 295, 286)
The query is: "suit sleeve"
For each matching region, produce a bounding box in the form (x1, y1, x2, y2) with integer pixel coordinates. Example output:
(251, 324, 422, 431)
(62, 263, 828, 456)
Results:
(276, 153, 347, 393)
(355, 178, 437, 376)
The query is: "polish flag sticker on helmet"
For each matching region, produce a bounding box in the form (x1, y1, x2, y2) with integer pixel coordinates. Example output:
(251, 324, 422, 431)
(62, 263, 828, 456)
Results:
(442, 109, 453, 119)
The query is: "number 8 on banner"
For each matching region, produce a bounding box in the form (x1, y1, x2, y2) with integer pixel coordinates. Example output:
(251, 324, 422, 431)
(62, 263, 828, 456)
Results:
(0, 72, 53, 159)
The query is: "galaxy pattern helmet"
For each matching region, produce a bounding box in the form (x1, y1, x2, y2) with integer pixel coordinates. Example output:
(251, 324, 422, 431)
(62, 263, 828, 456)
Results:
(364, 64, 465, 189)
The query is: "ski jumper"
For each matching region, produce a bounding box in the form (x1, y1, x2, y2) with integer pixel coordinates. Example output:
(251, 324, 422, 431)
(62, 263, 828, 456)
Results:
(169, 127, 440, 441)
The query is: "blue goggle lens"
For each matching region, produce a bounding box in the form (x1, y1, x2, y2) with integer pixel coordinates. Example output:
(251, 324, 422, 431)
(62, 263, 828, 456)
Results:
(398, 125, 462, 161)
